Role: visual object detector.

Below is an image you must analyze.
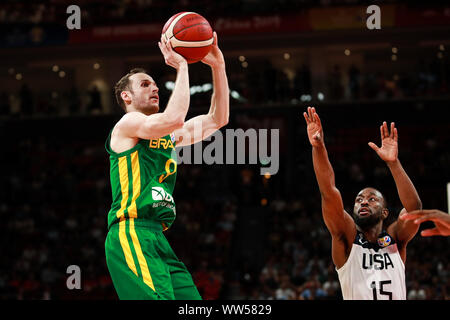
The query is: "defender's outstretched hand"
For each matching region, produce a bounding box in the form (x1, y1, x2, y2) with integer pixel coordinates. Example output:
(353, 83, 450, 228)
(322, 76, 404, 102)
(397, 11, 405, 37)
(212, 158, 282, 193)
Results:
(303, 107, 324, 147)
(368, 121, 398, 163)
(400, 209, 450, 237)
(201, 32, 225, 68)
(158, 34, 187, 70)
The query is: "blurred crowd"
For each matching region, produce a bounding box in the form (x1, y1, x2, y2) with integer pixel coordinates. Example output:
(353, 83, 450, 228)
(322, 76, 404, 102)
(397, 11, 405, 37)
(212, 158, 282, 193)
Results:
(0, 103, 448, 300)
(2, 55, 449, 118)
(231, 57, 450, 107)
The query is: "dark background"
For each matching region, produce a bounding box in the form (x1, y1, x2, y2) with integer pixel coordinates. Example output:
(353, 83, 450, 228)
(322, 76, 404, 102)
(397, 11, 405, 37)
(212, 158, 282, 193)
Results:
(0, 0, 449, 300)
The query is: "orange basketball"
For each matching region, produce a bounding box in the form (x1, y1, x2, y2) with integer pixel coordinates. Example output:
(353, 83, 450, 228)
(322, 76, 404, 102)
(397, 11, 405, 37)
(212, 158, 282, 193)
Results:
(162, 12, 213, 64)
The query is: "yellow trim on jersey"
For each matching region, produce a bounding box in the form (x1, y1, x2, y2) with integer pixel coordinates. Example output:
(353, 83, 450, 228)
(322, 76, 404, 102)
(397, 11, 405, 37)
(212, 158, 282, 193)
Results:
(116, 156, 129, 220)
(118, 218, 138, 276)
(129, 218, 155, 291)
(127, 151, 141, 219)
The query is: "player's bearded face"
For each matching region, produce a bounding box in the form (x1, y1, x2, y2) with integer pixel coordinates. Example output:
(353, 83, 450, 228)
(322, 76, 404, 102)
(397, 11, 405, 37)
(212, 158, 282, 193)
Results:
(352, 208, 383, 229)
(129, 74, 160, 115)
(132, 90, 159, 114)
(352, 190, 386, 229)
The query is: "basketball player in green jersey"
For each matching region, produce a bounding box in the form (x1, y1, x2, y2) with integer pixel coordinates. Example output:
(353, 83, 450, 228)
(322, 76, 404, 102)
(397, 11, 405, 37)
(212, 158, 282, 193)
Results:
(104, 32, 229, 300)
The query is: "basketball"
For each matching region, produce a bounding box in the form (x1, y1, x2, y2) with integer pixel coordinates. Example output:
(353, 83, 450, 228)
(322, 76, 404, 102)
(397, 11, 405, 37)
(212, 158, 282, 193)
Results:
(162, 12, 214, 64)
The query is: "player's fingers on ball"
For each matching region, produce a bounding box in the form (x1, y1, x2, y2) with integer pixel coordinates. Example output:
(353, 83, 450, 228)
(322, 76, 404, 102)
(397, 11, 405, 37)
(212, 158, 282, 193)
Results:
(159, 45, 167, 56)
(162, 36, 170, 49)
(161, 43, 168, 53)
(165, 39, 172, 50)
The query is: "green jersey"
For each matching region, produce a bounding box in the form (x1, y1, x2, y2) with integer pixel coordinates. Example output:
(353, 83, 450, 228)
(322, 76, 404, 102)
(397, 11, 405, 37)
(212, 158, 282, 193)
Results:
(105, 130, 178, 231)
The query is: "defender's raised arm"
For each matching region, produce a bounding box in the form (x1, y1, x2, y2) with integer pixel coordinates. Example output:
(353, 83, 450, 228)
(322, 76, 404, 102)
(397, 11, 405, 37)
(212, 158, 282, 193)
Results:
(304, 107, 355, 268)
(369, 122, 421, 252)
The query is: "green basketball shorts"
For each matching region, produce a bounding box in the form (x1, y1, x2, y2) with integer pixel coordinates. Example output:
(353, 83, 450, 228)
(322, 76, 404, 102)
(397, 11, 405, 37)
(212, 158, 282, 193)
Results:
(105, 218, 201, 300)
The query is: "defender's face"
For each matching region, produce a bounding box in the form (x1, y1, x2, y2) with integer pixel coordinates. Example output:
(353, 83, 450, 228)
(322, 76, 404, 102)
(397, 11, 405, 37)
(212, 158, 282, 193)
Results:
(352, 188, 386, 229)
(128, 73, 159, 114)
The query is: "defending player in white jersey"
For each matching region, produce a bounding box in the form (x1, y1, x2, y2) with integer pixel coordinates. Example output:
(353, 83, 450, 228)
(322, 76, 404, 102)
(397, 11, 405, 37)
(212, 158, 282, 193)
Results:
(303, 107, 422, 300)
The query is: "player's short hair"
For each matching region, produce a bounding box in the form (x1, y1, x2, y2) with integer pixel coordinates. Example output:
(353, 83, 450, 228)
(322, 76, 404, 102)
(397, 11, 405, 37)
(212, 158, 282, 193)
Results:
(114, 68, 147, 112)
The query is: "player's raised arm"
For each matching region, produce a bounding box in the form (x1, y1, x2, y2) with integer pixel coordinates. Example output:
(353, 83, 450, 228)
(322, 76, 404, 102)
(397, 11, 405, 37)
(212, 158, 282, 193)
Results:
(174, 32, 229, 147)
(368, 122, 422, 212)
(304, 107, 355, 259)
(369, 122, 421, 245)
(115, 35, 190, 141)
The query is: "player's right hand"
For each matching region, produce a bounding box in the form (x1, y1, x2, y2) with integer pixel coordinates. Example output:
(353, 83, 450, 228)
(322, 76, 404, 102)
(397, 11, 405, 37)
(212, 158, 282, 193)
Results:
(158, 34, 187, 70)
(303, 106, 324, 147)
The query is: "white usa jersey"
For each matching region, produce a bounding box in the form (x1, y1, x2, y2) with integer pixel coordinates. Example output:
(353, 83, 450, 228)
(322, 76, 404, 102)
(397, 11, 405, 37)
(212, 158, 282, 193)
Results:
(336, 231, 406, 300)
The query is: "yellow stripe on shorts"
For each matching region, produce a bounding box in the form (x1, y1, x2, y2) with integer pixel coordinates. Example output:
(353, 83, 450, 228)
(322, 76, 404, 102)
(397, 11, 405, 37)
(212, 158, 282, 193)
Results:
(129, 218, 156, 291)
(118, 218, 138, 276)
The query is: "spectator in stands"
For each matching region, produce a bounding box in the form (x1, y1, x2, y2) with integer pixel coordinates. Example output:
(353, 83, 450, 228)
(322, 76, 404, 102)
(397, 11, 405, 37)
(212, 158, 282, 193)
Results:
(88, 85, 102, 114)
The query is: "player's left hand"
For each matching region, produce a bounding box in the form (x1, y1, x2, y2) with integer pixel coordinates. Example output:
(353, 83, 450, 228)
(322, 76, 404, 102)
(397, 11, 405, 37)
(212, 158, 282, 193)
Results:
(368, 121, 398, 163)
(201, 32, 225, 68)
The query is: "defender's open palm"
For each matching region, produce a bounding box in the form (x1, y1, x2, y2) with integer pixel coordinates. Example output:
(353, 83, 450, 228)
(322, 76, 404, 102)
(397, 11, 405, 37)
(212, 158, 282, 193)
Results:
(369, 121, 398, 163)
(303, 107, 324, 147)
(401, 209, 450, 237)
